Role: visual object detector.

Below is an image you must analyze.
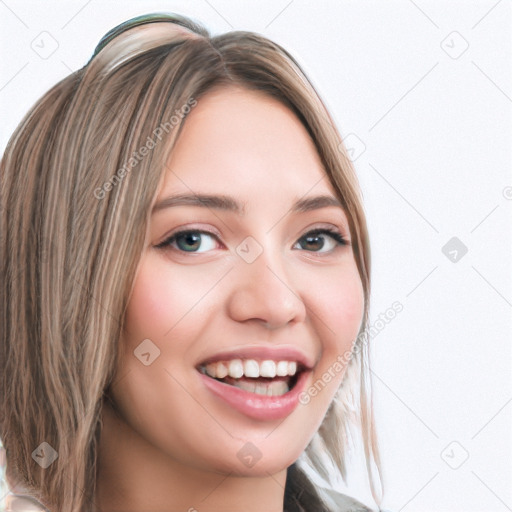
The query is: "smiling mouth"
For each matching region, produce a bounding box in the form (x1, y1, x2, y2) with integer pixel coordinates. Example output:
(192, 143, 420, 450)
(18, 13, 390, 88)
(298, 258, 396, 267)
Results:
(197, 359, 305, 397)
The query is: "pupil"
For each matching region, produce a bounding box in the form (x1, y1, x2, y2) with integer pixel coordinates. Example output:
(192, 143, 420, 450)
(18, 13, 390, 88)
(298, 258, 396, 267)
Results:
(304, 235, 323, 250)
(178, 233, 201, 251)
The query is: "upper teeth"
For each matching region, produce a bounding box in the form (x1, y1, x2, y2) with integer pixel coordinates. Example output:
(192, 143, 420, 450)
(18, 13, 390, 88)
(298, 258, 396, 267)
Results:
(203, 359, 298, 379)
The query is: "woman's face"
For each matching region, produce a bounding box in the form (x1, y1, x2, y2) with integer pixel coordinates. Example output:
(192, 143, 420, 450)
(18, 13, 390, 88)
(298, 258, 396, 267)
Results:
(108, 85, 364, 476)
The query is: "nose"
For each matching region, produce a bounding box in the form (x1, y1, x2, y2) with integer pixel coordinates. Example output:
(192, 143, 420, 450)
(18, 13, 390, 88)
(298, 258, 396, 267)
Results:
(225, 248, 307, 329)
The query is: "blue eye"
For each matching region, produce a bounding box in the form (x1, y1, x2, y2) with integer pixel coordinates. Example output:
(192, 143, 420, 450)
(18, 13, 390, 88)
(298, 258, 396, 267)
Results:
(156, 228, 348, 254)
(156, 230, 218, 253)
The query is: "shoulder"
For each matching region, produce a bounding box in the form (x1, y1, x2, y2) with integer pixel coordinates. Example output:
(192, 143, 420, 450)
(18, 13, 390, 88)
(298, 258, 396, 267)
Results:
(4, 493, 49, 511)
(317, 487, 396, 512)
(317, 485, 373, 512)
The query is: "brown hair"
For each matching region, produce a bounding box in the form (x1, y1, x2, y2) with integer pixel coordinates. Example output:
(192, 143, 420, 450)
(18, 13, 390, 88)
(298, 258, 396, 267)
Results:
(0, 13, 382, 511)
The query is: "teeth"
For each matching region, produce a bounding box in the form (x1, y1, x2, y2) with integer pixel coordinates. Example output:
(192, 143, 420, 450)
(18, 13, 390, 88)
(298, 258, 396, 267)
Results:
(206, 362, 228, 379)
(216, 362, 228, 379)
(228, 359, 244, 379)
(231, 379, 289, 396)
(276, 360, 288, 376)
(205, 363, 216, 377)
(244, 359, 260, 378)
(260, 360, 276, 378)
(202, 358, 300, 379)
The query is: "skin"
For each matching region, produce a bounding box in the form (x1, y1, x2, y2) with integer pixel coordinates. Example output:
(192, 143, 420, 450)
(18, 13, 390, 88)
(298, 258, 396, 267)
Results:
(95, 85, 365, 512)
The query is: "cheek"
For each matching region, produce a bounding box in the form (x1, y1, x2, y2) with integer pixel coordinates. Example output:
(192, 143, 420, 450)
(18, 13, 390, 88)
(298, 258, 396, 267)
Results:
(123, 272, 170, 346)
(124, 259, 180, 338)
(122, 255, 213, 348)
(109, 257, 219, 462)
(316, 266, 365, 349)
(306, 264, 364, 403)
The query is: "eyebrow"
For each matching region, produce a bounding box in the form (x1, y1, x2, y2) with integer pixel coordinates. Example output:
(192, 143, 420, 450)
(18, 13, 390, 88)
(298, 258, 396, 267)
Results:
(151, 193, 344, 215)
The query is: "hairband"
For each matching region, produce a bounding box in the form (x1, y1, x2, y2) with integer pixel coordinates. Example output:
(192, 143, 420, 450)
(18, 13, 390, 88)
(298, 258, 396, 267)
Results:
(90, 12, 193, 61)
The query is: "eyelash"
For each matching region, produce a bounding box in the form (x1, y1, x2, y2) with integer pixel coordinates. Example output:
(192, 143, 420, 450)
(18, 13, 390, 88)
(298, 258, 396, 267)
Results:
(155, 227, 349, 255)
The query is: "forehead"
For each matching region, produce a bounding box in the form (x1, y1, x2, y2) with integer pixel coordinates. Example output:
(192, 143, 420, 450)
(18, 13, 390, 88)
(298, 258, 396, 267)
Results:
(159, 85, 335, 200)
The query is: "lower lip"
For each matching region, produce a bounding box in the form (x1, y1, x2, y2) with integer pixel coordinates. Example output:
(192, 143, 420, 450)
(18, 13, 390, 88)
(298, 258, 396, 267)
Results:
(199, 370, 310, 421)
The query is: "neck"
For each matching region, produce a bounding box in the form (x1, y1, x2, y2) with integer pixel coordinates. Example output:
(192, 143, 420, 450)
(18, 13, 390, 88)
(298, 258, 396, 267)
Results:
(94, 400, 287, 512)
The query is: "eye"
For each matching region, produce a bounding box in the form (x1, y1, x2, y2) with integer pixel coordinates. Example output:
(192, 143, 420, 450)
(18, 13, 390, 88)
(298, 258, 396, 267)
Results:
(155, 227, 349, 255)
(293, 228, 348, 253)
(155, 229, 219, 253)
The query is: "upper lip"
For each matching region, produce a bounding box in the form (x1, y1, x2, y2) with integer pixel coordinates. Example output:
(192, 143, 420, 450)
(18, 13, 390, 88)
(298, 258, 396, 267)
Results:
(196, 345, 315, 371)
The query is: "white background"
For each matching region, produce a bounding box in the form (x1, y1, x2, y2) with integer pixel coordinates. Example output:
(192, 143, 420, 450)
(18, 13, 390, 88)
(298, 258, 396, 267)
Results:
(1, 1, 511, 511)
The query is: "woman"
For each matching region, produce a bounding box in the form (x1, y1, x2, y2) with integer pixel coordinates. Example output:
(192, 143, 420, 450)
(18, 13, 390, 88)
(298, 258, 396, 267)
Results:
(0, 13, 383, 512)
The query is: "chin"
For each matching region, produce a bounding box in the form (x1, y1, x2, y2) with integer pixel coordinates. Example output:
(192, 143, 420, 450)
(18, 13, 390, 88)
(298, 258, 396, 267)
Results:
(201, 448, 300, 478)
